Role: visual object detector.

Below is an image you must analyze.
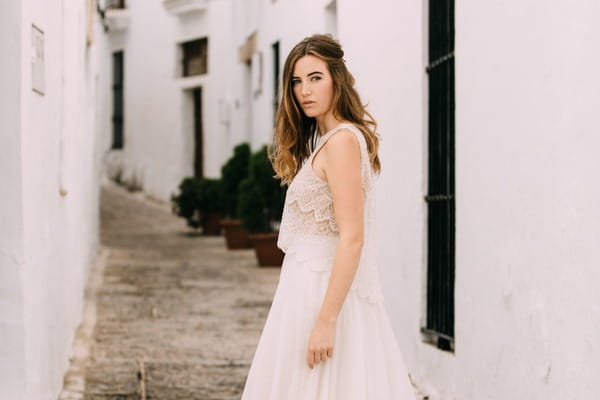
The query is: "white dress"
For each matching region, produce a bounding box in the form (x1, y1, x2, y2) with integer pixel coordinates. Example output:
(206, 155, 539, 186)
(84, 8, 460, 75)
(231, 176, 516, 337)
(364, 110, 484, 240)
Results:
(241, 123, 417, 400)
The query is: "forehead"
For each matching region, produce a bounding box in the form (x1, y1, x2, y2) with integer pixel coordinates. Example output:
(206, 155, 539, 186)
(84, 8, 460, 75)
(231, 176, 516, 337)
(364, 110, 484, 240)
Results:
(292, 55, 328, 76)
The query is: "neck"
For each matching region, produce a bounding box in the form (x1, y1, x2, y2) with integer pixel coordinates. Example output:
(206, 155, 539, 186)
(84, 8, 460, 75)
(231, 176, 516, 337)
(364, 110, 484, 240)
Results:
(316, 112, 346, 137)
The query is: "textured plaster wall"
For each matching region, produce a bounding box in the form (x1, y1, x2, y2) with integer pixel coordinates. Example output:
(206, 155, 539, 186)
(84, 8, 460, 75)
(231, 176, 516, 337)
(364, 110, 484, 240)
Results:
(0, 1, 103, 398)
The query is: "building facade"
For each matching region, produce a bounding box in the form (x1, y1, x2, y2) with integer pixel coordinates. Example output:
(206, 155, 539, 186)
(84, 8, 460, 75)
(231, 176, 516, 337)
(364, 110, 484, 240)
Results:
(0, 1, 107, 399)
(102, 0, 236, 200)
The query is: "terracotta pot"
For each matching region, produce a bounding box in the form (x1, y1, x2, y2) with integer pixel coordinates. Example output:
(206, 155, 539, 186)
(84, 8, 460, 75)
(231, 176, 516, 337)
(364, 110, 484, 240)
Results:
(219, 219, 252, 249)
(202, 211, 222, 236)
(248, 231, 284, 267)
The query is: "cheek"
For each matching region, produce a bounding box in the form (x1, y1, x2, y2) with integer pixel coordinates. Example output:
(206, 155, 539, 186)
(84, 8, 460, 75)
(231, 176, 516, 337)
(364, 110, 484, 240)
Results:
(292, 85, 301, 101)
(322, 81, 335, 105)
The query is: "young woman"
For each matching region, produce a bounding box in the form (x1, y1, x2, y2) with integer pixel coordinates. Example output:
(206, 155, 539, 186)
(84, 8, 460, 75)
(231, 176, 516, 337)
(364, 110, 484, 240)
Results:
(241, 34, 416, 399)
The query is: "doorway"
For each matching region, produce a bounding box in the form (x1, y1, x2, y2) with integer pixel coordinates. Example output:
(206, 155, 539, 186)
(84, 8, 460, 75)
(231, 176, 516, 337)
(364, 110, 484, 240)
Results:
(192, 87, 204, 178)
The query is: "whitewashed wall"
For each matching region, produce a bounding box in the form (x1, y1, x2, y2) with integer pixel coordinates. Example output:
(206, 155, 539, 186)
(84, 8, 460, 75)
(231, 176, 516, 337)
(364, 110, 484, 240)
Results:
(0, 3, 26, 400)
(450, 1, 600, 399)
(0, 1, 104, 399)
(339, 1, 600, 399)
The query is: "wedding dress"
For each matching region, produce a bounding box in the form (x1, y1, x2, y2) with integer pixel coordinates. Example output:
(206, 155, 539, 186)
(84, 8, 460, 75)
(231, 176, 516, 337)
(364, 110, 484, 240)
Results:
(241, 122, 417, 400)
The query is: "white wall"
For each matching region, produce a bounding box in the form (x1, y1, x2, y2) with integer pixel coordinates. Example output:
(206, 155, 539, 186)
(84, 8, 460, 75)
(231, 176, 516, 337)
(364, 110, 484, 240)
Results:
(0, 1, 103, 398)
(0, 2, 26, 399)
(452, 1, 600, 399)
(337, 1, 600, 399)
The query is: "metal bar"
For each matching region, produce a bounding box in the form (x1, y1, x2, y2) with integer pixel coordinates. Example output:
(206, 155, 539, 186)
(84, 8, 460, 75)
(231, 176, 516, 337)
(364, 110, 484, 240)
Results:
(426, 51, 454, 73)
(424, 194, 454, 202)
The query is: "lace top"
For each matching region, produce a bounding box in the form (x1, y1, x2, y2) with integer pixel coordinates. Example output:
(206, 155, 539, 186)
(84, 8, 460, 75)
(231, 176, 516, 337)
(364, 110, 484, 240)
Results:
(276, 123, 384, 304)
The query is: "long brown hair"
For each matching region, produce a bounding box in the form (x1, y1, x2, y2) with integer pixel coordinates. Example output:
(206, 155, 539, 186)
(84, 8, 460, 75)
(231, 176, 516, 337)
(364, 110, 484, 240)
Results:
(269, 33, 381, 186)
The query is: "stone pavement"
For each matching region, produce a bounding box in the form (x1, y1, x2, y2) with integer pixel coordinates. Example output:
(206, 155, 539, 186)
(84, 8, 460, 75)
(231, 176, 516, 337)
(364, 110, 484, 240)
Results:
(59, 181, 280, 400)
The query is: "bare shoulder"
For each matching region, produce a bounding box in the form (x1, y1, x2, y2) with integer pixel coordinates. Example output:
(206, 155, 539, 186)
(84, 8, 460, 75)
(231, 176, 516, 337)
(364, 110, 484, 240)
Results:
(323, 128, 361, 157)
(313, 128, 362, 181)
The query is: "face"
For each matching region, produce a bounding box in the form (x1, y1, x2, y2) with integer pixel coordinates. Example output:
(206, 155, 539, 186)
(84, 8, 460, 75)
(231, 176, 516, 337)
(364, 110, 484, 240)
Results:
(291, 55, 335, 119)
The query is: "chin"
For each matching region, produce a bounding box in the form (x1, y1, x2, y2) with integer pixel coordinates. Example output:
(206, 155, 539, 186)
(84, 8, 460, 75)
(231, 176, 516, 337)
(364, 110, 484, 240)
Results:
(303, 109, 324, 119)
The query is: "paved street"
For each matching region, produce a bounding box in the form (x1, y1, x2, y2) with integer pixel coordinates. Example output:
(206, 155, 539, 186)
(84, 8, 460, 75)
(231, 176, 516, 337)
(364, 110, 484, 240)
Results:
(59, 182, 280, 400)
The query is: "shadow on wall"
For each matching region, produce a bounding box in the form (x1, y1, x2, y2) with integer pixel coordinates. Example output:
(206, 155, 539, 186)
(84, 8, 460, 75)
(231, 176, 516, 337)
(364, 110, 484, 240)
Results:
(103, 150, 143, 192)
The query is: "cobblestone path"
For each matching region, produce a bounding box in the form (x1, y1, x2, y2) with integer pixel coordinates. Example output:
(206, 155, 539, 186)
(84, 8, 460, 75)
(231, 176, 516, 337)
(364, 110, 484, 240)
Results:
(60, 182, 280, 400)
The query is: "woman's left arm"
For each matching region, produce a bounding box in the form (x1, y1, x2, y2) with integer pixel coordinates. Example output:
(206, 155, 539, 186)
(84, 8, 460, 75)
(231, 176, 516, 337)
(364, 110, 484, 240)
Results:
(306, 129, 364, 368)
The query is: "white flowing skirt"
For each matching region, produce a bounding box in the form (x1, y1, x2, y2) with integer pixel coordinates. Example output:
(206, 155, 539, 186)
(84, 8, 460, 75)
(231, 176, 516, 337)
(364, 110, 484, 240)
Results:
(240, 246, 417, 400)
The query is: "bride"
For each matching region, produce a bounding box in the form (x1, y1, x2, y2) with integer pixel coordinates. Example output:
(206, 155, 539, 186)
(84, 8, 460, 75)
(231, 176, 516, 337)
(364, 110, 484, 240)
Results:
(240, 33, 417, 400)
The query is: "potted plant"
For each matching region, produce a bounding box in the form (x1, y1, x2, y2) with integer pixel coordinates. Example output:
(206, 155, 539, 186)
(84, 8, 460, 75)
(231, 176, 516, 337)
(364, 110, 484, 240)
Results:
(238, 145, 287, 266)
(219, 143, 252, 249)
(171, 177, 224, 235)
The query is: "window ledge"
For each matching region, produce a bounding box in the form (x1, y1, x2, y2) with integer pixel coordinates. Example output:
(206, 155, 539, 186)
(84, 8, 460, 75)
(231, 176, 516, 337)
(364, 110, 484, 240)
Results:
(105, 8, 131, 32)
(177, 74, 208, 90)
(162, 0, 208, 16)
(420, 327, 455, 353)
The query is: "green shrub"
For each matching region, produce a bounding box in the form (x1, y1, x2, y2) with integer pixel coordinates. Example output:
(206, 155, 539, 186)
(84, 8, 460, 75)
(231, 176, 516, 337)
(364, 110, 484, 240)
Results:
(171, 177, 223, 230)
(237, 145, 286, 233)
(220, 142, 251, 219)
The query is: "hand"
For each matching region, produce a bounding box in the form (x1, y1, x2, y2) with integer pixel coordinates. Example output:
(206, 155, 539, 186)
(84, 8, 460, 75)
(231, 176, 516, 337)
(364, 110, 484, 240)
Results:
(306, 317, 336, 369)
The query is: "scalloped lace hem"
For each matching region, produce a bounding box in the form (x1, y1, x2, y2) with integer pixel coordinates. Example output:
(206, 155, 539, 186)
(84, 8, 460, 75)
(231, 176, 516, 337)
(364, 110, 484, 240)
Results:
(277, 234, 385, 306)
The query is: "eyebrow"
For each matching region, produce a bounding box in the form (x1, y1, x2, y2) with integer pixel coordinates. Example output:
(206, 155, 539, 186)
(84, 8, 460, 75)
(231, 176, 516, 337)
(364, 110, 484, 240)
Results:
(292, 71, 323, 79)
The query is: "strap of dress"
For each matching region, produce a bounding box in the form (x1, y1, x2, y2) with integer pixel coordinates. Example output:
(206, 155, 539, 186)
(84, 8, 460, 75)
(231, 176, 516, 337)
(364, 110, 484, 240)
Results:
(311, 123, 359, 158)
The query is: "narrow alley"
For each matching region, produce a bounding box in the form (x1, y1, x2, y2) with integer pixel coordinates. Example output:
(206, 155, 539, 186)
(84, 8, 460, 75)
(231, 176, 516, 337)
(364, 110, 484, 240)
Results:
(60, 182, 280, 400)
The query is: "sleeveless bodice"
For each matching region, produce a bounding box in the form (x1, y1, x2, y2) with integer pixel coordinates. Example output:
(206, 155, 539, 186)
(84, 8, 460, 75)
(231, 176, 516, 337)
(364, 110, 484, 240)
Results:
(277, 123, 383, 304)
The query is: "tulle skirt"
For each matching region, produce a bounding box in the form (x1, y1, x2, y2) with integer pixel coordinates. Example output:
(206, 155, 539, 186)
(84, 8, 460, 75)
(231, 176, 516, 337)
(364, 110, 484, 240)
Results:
(240, 247, 417, 400)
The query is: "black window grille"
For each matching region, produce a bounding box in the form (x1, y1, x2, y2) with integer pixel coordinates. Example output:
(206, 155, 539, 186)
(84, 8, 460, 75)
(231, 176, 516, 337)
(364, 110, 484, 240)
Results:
(112, 51, 124, 150)
(182, 37, 208, 77)
(106, 0, 126, 10)
(423, 0, 455, 351)
(272, 41, 280, 125)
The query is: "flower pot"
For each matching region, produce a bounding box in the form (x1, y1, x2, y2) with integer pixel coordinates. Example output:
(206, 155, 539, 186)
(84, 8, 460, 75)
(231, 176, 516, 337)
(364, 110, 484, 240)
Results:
(202, 211, 222, 236)
(220, 219, 252, 249)
(248, 232, 284, 267)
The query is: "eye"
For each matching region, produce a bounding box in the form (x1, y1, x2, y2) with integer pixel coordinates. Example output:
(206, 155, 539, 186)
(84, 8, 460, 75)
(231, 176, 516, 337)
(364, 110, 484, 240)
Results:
(311, 76, 322, 81)
(291, 79, 300, 86)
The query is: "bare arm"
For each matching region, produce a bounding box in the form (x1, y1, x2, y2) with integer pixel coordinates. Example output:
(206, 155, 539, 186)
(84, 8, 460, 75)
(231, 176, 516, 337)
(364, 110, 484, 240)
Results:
(306, 128, 364, 368)
(317, 129, 364, 323)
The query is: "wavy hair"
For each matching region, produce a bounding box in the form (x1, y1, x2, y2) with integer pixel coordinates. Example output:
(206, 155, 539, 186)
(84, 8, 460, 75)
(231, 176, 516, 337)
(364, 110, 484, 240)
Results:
(269, 33, 381, 186)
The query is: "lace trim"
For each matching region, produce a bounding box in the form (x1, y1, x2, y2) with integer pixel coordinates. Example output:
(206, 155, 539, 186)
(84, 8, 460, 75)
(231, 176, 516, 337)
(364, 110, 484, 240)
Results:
(277, 234, 385, 305)
(278, 124, 373, 241)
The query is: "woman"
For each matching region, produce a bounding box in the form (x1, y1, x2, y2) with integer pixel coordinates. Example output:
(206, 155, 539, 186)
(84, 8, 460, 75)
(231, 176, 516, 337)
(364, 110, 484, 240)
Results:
(241, 34, 416, 399)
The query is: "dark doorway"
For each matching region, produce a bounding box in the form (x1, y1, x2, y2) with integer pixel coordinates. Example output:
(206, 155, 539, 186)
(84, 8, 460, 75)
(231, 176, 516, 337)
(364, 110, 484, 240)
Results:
(193, 88, 204, 178)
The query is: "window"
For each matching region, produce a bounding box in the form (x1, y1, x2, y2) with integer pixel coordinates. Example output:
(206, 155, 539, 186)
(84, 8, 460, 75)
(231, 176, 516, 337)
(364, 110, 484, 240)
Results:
(112, 51, 124, 149)
(182, 37, 208, 77)
(106, 0, 126, 9)
(422, 0, 455, 352)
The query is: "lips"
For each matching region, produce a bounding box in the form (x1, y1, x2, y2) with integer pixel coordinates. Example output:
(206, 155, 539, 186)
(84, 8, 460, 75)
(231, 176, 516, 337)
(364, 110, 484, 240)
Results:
(302, 101, 316, 107)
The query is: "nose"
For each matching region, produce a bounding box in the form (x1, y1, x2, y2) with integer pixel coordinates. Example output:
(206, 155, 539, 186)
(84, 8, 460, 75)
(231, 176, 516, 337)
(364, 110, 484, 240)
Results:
(300, 82, 311, 96)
